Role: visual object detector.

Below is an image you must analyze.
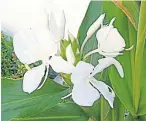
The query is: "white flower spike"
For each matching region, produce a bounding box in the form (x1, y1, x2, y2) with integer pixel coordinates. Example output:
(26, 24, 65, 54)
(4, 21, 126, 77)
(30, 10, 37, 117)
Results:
(13, 29, 74, 94)
(70, 59, 120, 108)
(84, 17, 126, 58)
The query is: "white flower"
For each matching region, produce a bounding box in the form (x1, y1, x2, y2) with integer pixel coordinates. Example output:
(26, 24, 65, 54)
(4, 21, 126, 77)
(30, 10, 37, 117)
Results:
(70, 57, 124, 108)
(84, 15, 126, 58)
(13, 29, 75, 94)
(96, 18, 125, 57)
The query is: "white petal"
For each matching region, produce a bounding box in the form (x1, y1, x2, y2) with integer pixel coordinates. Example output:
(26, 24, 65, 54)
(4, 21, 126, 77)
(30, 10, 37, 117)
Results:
(49, 12, 60, 40)
(13, 29, 58, 64)
(91, 57, 124, 78)
(66, 44, 75, 64)
(86, 13, 105, 39)
(71, 61, 94, 84)
(35, 29, 58, 58)
(96, 23, 125, 53)
(13, 30, 41, 64)
(50, 56, 75, 74)
(109, 17, 116, 26)
(91, 78, 115, 108)
(96, 26, 112, 45)
(37, 65, 49, 89)
(59, 11, 66, 40)
(23, 64, 45, 94)
(72, 81, 100, 106)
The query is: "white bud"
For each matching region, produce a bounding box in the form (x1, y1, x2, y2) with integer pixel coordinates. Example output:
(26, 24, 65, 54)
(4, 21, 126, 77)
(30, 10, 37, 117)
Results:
(86, 13, 105, 39)
(66, 44, 75, 64)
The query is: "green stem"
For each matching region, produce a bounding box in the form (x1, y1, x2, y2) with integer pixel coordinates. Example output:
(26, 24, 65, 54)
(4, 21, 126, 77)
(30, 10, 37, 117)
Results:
(80, 37, 89, 54)
(100, 96, 104, 121)
(112, 108, 115, 121)
(134, 1, 146, 113)
(128, 20, 136, 113)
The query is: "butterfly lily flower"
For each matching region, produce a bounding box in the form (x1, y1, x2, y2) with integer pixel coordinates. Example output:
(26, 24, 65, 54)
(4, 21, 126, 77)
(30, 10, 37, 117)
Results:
(13, 29, 75, 94)
(83, 14, 128, 58)
(70, 57, 124, 108)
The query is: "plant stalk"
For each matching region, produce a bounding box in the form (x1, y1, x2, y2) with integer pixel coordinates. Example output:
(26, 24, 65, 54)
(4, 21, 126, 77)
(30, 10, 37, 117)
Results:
(133, 1, 146, 113)
(100, 96, 104, 121)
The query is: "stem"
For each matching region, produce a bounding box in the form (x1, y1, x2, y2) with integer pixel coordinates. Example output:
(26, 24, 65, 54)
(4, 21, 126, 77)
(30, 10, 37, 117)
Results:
(100, 96, 104, 121)
(134, 1, 146, 113)
(80, 36, 89, 54)
(61, 93, 72, 99)
(112, 109, 115, 121)
(128, 20, 136, 113)
(84, 49, 100, 59)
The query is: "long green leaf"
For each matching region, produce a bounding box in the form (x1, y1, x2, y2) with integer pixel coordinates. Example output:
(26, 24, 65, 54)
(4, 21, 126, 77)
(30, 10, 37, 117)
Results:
(134, 1, 146, 114)
(105, 97, 125, 121)
(112, 1, 139, 30)
(2, 78, 68, 121)
(11, 102, 89, 121)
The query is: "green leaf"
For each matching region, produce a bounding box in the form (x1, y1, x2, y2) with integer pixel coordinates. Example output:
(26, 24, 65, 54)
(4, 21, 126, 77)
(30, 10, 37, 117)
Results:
(134, 1, 146, 115)
(140, 114, 146, 121)
(82, 101, 101, 121)
(2, 78, 68, 121)
(105, 97, 125, 121)
(10, 102, 89, 121)
(122, 1, 140, 29)
(125, 114, 134, 121)
(112, 1, 139, 29)
(138, 45, 146, 115)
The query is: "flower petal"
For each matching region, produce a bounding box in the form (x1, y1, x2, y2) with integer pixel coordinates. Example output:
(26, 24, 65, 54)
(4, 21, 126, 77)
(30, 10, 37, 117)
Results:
(35, 29, 58, 58)
(13, 29, 58, 64)
(13, 30, 41, 64)
(23, 64, 45, 94)
(91, 78, 115, 108)
(49, 12, 60, 40)
(86, 13, 105, 39)
(91, 57, 124, 78)
(59, 11, 66, 40)
(72, 81, 100, 106)
(66, 44, 75, 64)
(96, 19, 125, 53)
(71, 61, 94, 84)
(50, 56, 75, 74)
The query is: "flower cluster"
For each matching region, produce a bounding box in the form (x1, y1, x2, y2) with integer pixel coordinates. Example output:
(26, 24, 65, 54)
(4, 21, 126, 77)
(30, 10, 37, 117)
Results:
(13, 10, 127, 108)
